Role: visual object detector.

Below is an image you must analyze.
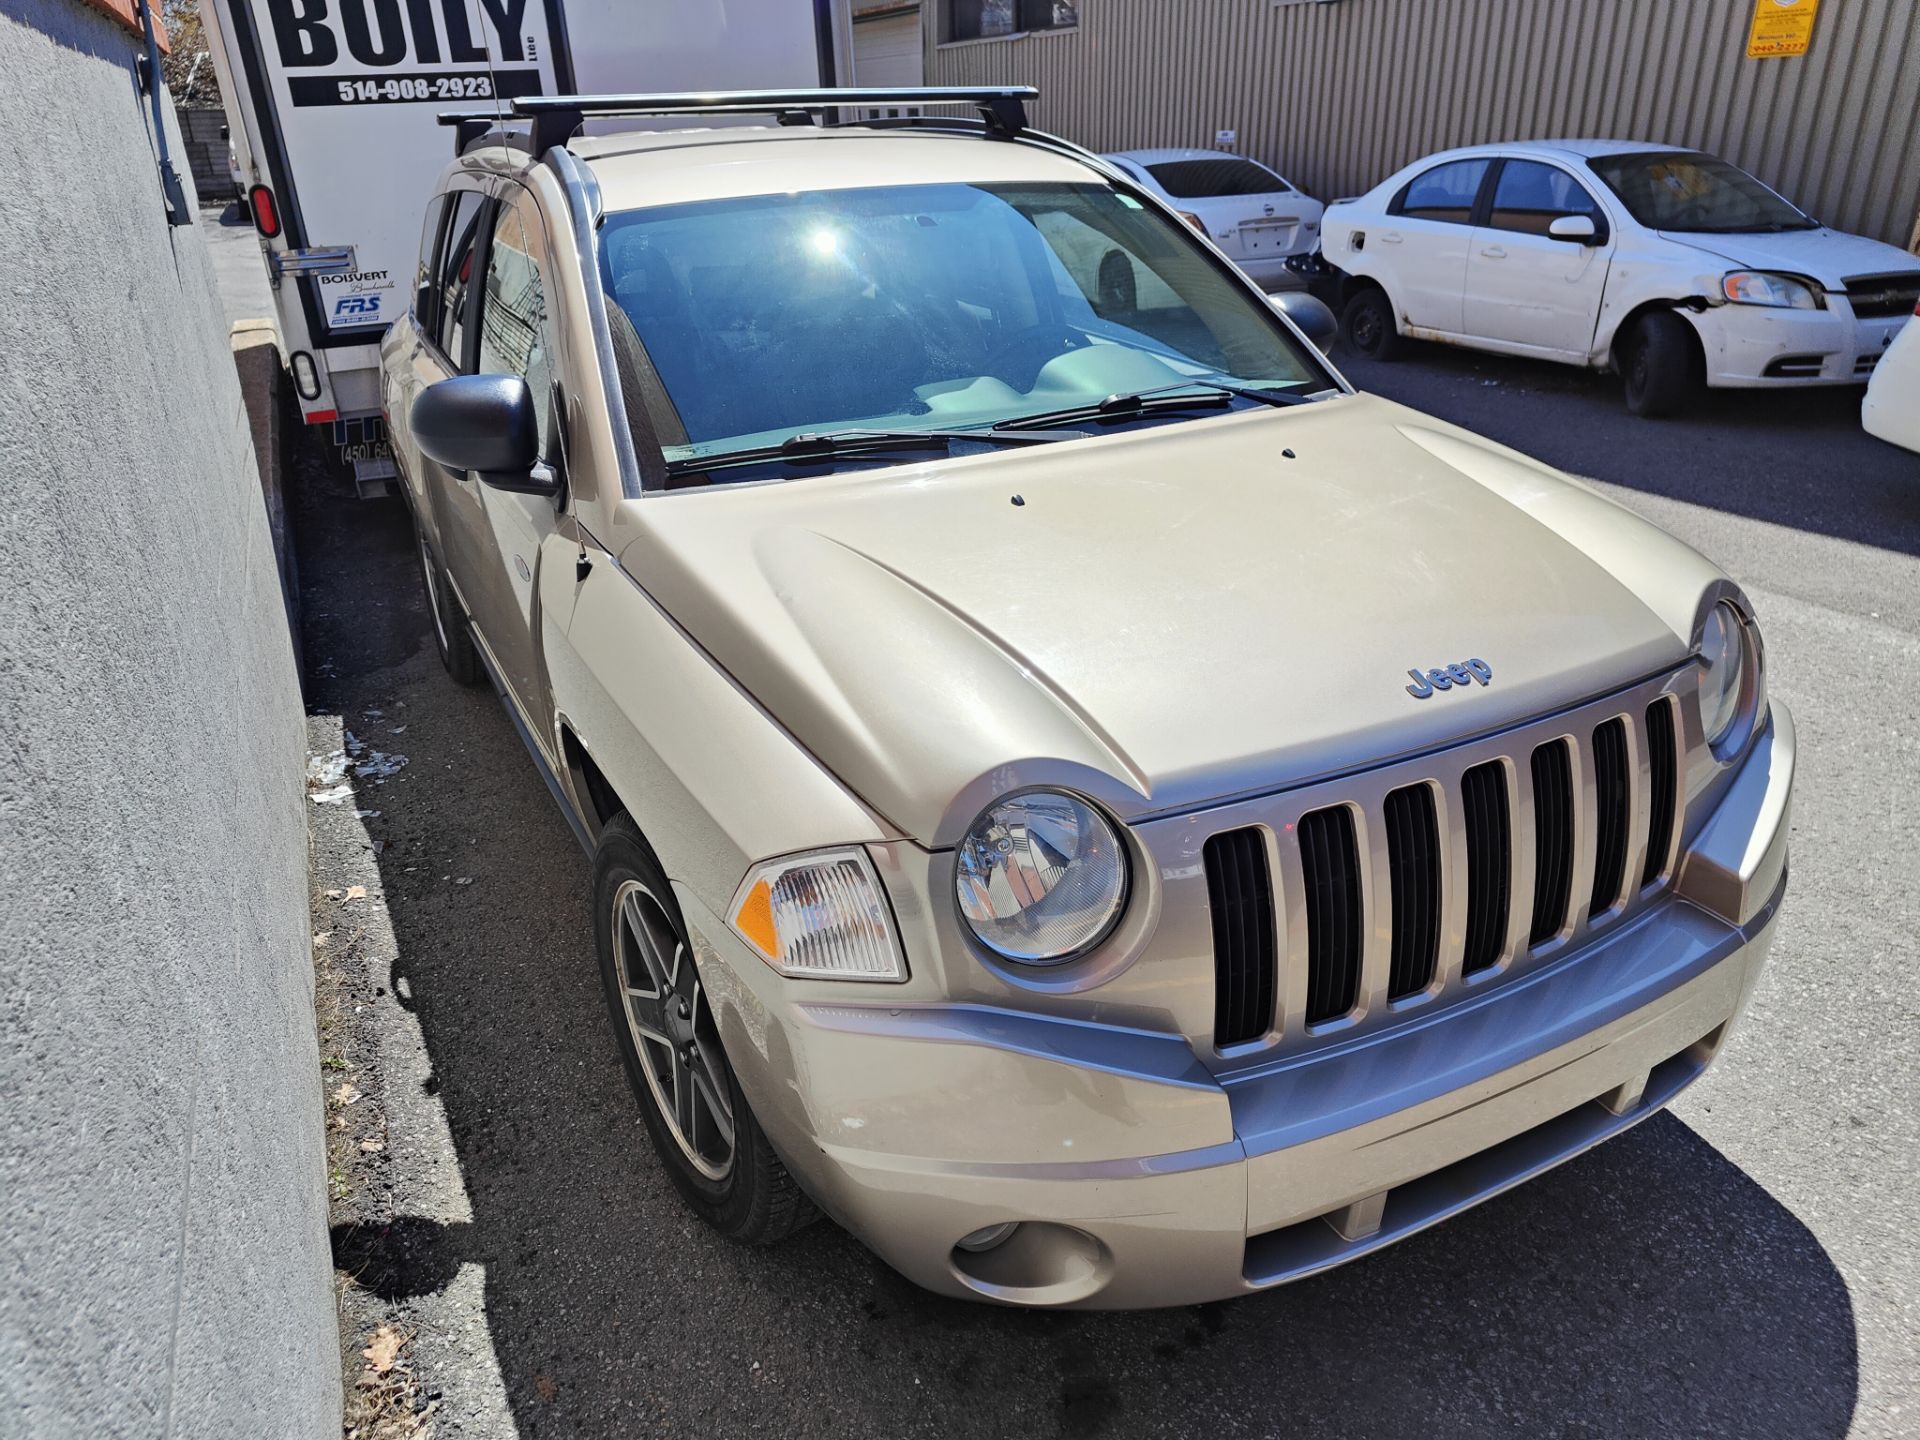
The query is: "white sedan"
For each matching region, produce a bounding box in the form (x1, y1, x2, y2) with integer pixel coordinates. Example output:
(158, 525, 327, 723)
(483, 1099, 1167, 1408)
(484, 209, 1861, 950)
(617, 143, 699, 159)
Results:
(1863, 298, 1920, 454)
(1102, 148, 1323, 290)
(1320, 140, 1920, 416)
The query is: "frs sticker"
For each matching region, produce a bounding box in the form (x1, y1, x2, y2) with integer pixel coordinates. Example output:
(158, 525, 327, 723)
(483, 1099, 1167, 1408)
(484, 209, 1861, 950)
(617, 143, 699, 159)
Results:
(321, 268, 394, 324)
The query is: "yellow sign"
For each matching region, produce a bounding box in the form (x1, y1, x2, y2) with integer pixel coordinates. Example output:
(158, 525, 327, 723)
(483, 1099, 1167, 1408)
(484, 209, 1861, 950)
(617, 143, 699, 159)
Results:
(1747, 0, 1819, 58)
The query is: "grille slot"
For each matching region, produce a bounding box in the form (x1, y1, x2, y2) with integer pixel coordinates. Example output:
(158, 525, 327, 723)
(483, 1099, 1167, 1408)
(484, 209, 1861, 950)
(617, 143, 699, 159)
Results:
(1529, 740, 1574, 945)
(1298, 807, 1363, 1024)
(1384, 784, 1441, 999)
(1590, 718, 1631, 914)
(1204, 828, 1277, 1047)
(1642, 698, 1678, 886)
(1460, 762, 1510, 973)
(1843, 272, 1920, 318)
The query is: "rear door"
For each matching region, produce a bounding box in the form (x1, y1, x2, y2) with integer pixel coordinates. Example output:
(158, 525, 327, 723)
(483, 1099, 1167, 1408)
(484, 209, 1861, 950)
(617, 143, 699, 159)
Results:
(1374, 157, 1493, 334)
(1463, 159, 1614, 358)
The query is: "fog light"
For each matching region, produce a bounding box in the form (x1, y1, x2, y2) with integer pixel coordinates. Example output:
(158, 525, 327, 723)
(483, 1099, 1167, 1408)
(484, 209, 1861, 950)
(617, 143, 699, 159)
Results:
(955, 1222, 1020, 1254)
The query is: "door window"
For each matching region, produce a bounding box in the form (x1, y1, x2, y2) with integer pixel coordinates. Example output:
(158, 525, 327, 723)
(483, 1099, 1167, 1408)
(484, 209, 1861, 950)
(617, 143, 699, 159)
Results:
(1393, 159, 1491, 224)
(413, 195, 449, 332)
(1486, 161, 1604, 237)
(438, 191, 487, 367)
(476, 201, 555, 459)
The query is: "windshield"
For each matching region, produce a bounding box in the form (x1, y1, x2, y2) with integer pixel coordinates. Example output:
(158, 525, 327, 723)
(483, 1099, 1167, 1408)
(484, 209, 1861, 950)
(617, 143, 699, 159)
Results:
(1586, 151, 1815, 233)
(1145, 157, 1292, 198)
(596, 180, 1327, 475)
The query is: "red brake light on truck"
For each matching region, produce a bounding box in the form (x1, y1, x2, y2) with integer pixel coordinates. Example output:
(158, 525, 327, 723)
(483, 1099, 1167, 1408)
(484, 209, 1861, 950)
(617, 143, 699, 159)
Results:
(248, 184, 280, 239)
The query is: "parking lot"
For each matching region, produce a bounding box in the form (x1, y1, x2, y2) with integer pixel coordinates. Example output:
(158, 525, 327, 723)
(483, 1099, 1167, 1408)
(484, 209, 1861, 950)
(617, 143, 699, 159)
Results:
(282, 265, 1918, 1440)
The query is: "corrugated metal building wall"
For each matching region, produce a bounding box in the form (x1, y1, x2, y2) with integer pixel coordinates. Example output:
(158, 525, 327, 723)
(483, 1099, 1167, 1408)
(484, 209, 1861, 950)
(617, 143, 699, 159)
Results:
(926, 0, 1920, 248)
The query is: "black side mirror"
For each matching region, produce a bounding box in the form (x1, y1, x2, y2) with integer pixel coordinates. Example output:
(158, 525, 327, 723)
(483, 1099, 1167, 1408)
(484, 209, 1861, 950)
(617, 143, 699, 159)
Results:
(1270, 290, 1338, 353)
(411, 374, 559, 495)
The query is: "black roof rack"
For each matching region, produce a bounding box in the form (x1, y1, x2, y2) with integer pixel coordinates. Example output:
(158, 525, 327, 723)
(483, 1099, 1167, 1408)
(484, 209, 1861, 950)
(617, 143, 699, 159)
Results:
(436, 109, 515, 154)
(511, 87, 1038, 155)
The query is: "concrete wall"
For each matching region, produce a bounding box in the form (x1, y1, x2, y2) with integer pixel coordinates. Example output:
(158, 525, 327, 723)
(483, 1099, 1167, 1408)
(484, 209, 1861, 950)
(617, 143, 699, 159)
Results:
(0, 3, 337, 1436)
(928, 0, 1920, 250)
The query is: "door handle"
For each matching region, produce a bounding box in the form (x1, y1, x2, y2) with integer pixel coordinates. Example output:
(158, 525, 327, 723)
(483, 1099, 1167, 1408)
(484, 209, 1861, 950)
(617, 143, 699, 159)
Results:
(1479, 244, 1507, 258)
(1380, 231, 1403, 244)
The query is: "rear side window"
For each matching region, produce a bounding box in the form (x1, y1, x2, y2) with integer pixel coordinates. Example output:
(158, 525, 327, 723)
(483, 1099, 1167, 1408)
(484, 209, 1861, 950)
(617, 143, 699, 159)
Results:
(438, 191, 486, 366)
(1487, 161, 1603, 236)
(1146, 157, 1292, 199)
(1393, 159, 1490, 224)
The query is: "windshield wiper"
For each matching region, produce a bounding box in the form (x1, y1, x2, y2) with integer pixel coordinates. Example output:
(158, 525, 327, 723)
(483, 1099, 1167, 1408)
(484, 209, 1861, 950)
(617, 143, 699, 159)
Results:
(665, 426, 1081, 477)
(991, 379, 1313, 433)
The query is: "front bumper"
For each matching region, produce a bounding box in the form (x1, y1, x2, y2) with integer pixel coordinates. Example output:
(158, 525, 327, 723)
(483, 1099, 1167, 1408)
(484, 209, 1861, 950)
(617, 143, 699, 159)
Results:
(1692, 300, 1905, 388)
(683, 704, 1794, 1309)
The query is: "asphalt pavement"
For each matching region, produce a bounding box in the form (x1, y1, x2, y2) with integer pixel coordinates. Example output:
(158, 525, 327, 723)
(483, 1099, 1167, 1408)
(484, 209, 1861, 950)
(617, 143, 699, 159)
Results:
(290, 328, 1918, 1438)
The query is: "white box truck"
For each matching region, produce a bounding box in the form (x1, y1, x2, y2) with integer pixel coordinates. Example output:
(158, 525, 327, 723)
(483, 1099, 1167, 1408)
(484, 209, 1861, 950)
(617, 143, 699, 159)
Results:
(201, 0, 853, 491)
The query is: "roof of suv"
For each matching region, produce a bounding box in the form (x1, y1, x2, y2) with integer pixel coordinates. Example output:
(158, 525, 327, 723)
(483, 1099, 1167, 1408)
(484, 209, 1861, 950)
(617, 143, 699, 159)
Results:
(568, 124, 1101, 211)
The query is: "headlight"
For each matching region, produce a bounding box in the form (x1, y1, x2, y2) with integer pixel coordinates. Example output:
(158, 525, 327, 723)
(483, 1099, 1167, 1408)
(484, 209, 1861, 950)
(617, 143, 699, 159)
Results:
(955, 792, 1128, 963)
(730, 848, 905, 981)
(1721, 271, 1821, 309)
(1697, 600, 1750, 747)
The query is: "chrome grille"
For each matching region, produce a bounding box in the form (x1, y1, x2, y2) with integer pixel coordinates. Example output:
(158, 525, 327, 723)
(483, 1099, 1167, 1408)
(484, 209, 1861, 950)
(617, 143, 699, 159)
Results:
(1195, 669, 1689, 1052)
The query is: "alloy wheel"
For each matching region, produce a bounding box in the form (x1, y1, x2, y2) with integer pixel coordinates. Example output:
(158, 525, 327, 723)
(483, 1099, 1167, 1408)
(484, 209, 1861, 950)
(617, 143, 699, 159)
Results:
(612, 879, 736, 1180)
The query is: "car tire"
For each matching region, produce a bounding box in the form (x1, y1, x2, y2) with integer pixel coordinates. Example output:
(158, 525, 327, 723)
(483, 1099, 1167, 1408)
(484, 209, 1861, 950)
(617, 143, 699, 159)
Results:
(1622, 311, 1700, 418)
(593, 814, 816, 1245)
(1341, 286, 1402, 361)
(413, 522, 482, 686)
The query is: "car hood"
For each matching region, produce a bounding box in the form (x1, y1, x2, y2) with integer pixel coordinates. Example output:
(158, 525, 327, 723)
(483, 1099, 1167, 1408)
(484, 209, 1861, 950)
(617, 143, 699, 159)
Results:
(1657, 226, 1920, 287)
(616, 394, 1718, 847)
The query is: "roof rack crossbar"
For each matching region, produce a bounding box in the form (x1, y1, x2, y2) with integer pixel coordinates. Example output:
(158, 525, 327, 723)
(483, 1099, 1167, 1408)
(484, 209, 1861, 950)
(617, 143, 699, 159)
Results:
(511, 86, 1038, 153)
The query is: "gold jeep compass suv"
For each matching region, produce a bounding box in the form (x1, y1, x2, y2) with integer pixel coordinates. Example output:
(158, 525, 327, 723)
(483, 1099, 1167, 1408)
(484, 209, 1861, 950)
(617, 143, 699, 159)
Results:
(380, 88, 1793, 1309)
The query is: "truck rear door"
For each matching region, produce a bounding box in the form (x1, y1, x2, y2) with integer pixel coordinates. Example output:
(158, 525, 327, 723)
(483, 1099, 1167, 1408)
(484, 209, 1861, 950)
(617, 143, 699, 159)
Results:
(210, 0, 564, 365)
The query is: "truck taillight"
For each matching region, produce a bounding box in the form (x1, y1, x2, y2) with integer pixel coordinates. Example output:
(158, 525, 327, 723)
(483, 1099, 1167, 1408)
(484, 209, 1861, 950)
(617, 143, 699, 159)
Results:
(248, 184, 281, 239)
(290, 351, 321, 401)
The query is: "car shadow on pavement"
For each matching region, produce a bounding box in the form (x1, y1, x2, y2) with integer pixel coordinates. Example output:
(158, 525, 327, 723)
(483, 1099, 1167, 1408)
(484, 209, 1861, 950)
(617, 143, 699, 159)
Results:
(298, 458, 1857, 1440)
(1336, 339, 1920, 560)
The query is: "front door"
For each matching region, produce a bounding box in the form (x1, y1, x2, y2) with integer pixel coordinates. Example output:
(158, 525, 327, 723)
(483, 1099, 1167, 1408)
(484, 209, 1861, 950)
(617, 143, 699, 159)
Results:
(1463, 160, 1613, 359)
(441, 186, 566, 729)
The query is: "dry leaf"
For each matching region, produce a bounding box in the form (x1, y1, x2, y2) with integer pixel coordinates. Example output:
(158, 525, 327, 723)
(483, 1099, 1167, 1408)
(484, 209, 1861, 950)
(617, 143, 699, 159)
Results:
(332, 1083, 362, 1107)
(344, 885, 368, 901)
(362, 1325, 404, 1374)
(534, 1375, 557, 1402)
(324, 889, 342, 900)
(360, 1138, 385, 1153)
